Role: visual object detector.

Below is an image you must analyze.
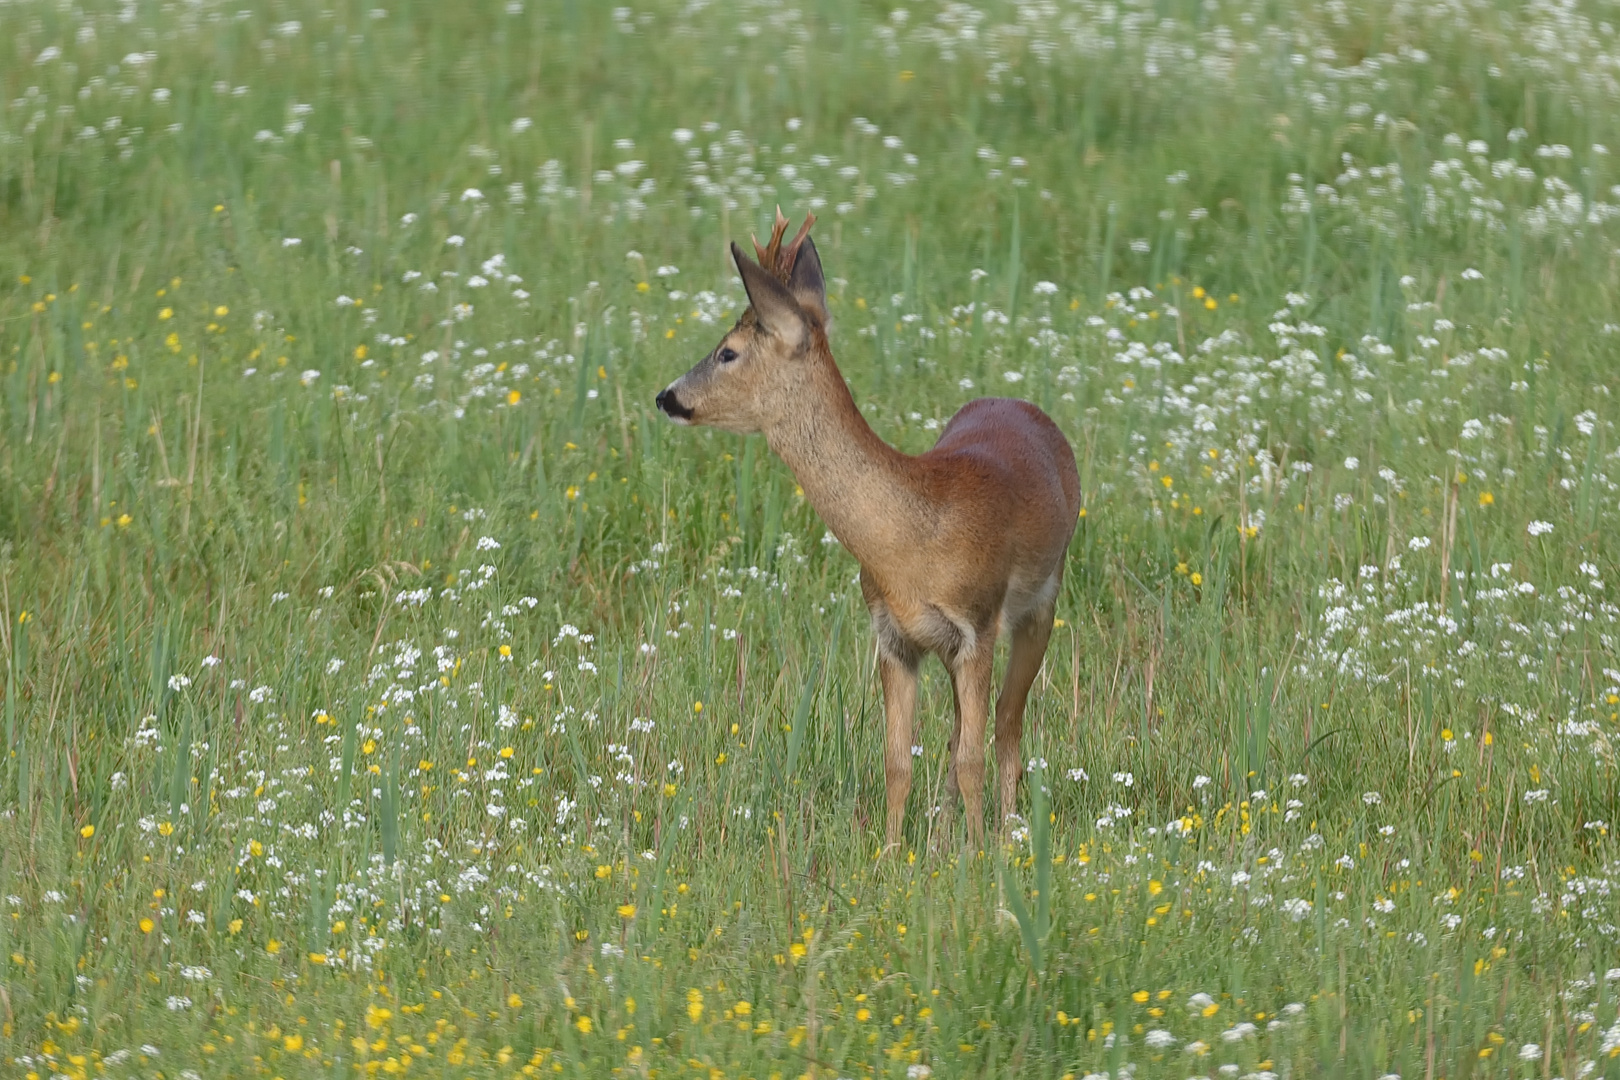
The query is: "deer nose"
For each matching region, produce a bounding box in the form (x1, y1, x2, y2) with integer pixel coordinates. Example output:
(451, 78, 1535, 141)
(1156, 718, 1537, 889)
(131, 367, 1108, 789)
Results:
(655, 388, 692, 420)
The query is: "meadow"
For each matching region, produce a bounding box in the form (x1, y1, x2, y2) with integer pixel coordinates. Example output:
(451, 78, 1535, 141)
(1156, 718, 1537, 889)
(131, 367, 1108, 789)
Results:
(4, 0, 1620, 1076)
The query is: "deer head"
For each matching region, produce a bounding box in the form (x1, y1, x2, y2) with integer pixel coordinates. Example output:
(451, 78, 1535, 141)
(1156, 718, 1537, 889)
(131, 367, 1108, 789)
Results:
(656, 208, 827, 433)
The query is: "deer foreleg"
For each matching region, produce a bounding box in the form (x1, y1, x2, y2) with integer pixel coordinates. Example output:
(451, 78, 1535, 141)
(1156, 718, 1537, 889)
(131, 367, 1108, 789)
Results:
(878, 648, 920, 853)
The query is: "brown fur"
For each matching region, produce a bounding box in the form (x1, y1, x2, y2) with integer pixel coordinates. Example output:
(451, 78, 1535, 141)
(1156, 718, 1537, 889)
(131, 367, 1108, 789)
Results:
(656, 212, 1079, 850)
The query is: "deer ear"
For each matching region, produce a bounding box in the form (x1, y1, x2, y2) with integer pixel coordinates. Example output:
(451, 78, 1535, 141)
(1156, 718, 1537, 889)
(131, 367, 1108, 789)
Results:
(787, 234, 827, 322)
(732, 242, 805, 347)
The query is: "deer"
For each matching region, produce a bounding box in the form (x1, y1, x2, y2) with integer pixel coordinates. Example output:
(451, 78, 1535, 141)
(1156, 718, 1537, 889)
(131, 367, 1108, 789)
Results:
(656, 209, 1080, 851)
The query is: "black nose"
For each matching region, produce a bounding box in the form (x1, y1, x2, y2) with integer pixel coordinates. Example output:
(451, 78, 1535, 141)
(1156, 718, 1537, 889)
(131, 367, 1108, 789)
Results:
(656, 388, 693, 420)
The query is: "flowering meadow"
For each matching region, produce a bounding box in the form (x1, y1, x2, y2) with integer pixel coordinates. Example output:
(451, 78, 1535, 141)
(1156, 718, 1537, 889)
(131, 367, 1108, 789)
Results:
(4, 0, 1620, 1077)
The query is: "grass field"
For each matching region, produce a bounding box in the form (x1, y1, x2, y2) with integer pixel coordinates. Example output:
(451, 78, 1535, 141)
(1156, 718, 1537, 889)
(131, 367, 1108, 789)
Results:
(5, 0, 1620, 1076)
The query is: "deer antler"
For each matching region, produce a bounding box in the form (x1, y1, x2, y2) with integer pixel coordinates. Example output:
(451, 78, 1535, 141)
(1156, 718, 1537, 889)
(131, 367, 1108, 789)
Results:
(751, 206, 792, 272)
(779, 212, 816, 277)
(750, 206, 816, 282)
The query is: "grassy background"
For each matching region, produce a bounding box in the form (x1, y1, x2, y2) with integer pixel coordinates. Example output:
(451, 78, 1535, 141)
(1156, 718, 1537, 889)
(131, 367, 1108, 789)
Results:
(4, 0, 1620, 1077)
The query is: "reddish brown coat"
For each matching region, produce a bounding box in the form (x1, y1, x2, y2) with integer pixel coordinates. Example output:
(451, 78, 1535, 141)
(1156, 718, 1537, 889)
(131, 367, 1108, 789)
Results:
(657, 212, 1079, 849)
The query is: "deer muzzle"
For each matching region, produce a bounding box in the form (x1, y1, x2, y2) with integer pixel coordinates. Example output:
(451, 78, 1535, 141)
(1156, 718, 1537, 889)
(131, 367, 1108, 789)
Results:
(655, 385, 694, 423)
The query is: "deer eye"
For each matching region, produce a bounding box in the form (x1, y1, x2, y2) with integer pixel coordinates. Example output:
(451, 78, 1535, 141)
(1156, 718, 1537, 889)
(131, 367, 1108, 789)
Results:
(718, 347, 738, 363)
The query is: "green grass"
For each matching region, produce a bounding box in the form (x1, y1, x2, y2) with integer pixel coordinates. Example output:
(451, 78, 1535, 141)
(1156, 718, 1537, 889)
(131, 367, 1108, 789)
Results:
(4, 0, 1620, 1077)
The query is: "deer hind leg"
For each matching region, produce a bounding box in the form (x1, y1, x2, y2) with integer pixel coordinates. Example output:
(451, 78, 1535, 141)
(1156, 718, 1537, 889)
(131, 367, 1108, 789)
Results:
(948, 639, 996, 850)
(878, 646, 920, 854)
(994, 599, 1056, 830)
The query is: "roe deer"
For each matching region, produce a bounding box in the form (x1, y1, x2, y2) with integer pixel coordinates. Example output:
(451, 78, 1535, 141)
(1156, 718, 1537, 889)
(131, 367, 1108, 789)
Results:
(656, 209, 1080, 850)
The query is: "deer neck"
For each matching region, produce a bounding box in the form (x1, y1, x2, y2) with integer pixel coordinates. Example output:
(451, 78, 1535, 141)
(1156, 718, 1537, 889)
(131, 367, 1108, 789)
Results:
(763, 355, 924, 571)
